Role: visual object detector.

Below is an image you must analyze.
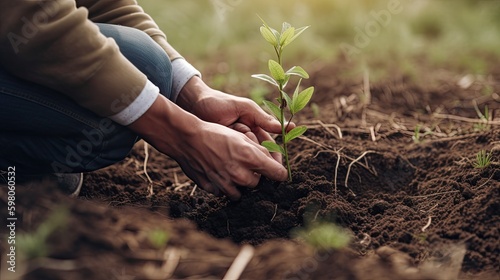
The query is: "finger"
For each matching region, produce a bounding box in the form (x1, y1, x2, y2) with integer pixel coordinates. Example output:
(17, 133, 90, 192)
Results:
(229, 122, 251, 133)
(245, 132, 259, 144)
(253, 126, 274, 144)
(228, 167, 261, 188)
(206, 169, 242, 201)
(240, 101, 282, 134)
(253, 127, 282, 163)
(230, 123, 259, 144)
(284, 120, 297, 132)
(251, 154, 288, 182)
(218, 183, 242, 201)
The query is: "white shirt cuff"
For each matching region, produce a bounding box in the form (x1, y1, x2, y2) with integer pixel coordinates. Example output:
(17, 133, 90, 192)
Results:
(108, 80, 159, 126)
(171, 58, 202, 102)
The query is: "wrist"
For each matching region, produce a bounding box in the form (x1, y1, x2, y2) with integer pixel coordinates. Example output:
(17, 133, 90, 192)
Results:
(171, 58, 202, 102)
(128, 94, 202, 158)
(176, 75, 210, 113)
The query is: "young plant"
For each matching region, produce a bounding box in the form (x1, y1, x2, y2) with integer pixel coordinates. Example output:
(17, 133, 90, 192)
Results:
(17, 207, 68, 260)
(473, 105, 490, 132)
(292, 222, 351, 251)
(147, 228, 170, 250)
(412, 124, 432, 143)
(252, 18, 314, 180)
(473, 150, 492, 169)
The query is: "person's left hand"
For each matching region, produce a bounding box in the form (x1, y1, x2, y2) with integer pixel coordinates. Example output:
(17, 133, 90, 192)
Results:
(176, 76, 294, 162)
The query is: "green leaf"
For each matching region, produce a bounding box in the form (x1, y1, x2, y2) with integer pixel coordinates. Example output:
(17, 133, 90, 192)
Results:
(285, 126, 307, 143)
(282, 22, 292, 33)
(292, 86, 314, 114)
(286, 66, 309, 79)
(287, 26, 309, 46)
(290, 79, 302, 114)
(282, 75, 290, 88)
(271, 28, 281, 43)
(268, 59, 286, 84)
(262, 100, 282, 122)
(251, 74, 278, 86)
(261, 141, 285, 155)
(280, 26, 295, 47)
(260, 26, 278, 47)
(281, 90, 292, 110)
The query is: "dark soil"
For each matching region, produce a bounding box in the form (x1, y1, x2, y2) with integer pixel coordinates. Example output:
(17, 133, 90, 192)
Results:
(1, 62, 499, 279)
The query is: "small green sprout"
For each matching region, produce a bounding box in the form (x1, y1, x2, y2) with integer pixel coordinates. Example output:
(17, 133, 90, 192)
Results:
(311, 103, 321, 118)
(412, 124, 432, 143)
(252, 18, 314, 181)
(481, 85, 493, 96)
(17, 207, 68, 260)
(473, 105, 490, 132)
(147, 228, 170, 250)
(293, 223, 351, 251)
(473, 150, 492, 169)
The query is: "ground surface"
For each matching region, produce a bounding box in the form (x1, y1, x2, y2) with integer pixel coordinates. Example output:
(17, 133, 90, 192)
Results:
(1, 62, 499, 279)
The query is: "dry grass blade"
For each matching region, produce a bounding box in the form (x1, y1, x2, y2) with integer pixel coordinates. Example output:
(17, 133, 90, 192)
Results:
(433, 113, 500, 125)
(314, 147, 344, 195)
(305, 120, 343, 139)
(223, 245, 255, 280)
(421, 216, 433, 232)
(143, 141, 154, 197)
(190, 185, 198, 196)
(345, 151, 375, 196)
(161, 248, 181, 279)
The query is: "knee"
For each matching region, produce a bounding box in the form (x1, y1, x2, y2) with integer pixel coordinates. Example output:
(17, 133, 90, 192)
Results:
(49, 119, 137, 173)
(97, 23, 173, 98)
(64, 120, 138, 172)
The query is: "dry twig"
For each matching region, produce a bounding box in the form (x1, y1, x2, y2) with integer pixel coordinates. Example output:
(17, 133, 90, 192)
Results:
(345, 151, 375, 196)
(143, 142, 154, 197)
(223, 245, 255, 280)
(271, 204, 278, 222)
(190, 185, 198, 196)
(421, 216, 433, 232)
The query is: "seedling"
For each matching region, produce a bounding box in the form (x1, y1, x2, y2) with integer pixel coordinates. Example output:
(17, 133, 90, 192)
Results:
(473, 150, 492, 169)
(311, 102, 321, 118)
(412, 124, 432, 143)
(147, 228, 170, 250)
(293, 222, 351, 251)
(252, 18, 314, 180)
(473, 105, 490, 132)
(17, 207, 68, 260)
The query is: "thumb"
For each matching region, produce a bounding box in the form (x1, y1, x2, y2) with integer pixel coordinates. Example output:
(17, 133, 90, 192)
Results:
(245, 103, 282, 134)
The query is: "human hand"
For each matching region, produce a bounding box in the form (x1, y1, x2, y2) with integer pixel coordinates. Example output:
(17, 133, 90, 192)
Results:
(173, 121, 288, 200)
(128, 95, 288, 200)
(176, 77, 295, 162)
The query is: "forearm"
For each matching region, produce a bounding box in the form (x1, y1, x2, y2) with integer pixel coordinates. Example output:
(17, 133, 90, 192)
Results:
(175, 76, 209, 113)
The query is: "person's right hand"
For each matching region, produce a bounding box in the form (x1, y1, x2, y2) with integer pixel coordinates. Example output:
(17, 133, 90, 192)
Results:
(171, 121, 287, 200)
(128, 94, 288, 200)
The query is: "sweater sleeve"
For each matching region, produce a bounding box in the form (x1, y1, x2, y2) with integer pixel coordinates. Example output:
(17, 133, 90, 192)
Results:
(0, 0, 148, 117)
(76, 0, 181, 60)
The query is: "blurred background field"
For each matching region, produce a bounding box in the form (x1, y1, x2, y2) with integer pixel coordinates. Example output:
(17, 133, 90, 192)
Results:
(138, 0, 500, 91)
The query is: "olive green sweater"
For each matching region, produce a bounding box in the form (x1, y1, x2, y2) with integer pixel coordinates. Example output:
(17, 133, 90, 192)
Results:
(0, 0, 180, 118)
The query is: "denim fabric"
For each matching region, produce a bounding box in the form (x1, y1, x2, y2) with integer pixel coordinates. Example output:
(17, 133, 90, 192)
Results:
(0, 23, 173, 174)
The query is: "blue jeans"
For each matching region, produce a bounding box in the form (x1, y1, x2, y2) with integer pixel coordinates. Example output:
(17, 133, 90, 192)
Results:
(0, 24, 173, 174)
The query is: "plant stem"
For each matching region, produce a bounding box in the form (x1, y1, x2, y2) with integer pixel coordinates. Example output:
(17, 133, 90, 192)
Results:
(278, 83, 292, 181)
(275, 47, 291, 180)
